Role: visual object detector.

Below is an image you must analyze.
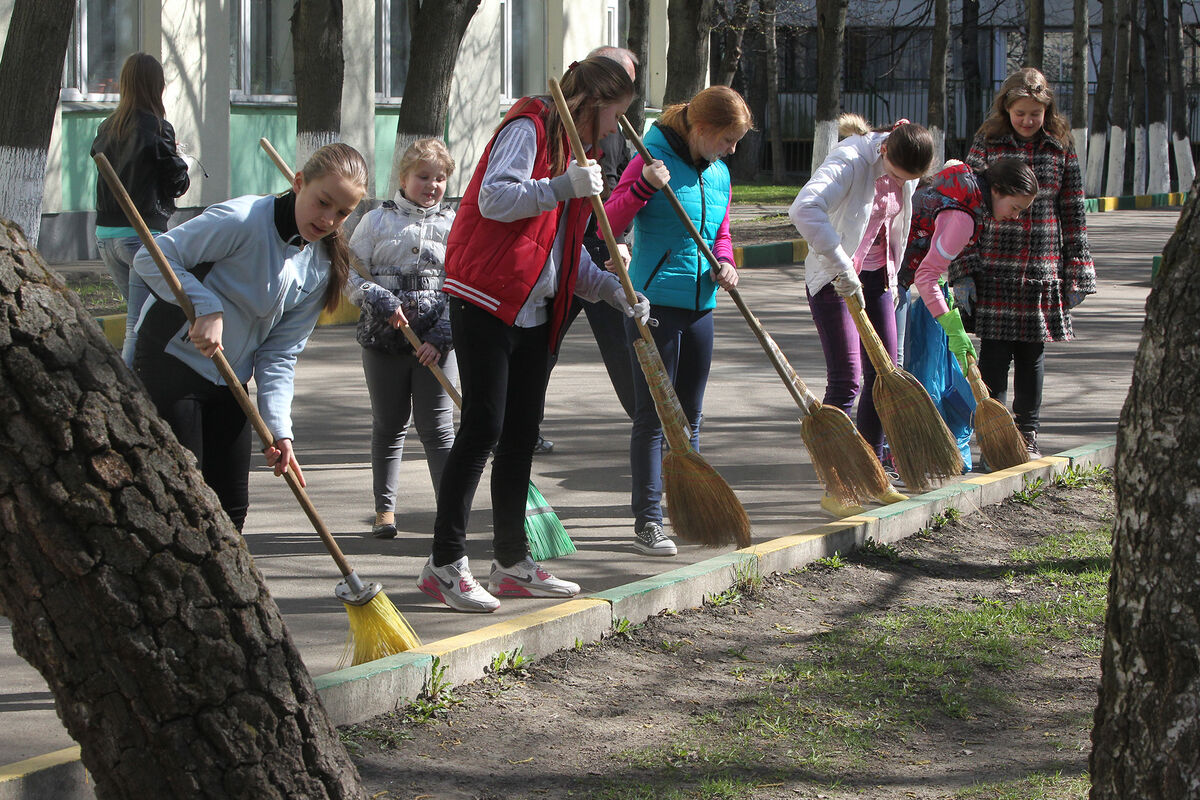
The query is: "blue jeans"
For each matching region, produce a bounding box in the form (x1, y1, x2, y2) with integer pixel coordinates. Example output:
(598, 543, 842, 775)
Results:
(627, 305, 713, 529)
(97, 234, 151, 366)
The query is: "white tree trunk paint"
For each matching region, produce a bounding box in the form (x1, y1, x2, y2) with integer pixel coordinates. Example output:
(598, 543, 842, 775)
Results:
(1105, 126, 1127, 197)
(0, 145, 48, 248)
(1172, 133, 1196, 192)
(296, 130, 339, 179)
(810, 118, 839, 175)
(387, 132, 423, 199)
(1086, 130, 1107, 196)
(1072, 127, 1088, 179)
(1132, 125, 1147, 196)
(1147, 121, 1170, 194)
(930, 125, 946, 172)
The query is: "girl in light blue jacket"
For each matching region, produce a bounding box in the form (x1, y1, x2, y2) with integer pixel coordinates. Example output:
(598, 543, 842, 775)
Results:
(132, 143, 368, 531)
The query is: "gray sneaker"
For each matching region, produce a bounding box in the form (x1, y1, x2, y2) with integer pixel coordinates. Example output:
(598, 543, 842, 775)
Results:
(418, 556, 500, 613)
(634, 521, 677, 556)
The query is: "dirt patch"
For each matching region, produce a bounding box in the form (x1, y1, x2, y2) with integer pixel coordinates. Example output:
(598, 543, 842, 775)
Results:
(730, 214, 798, 248)
(347, 475, 1111, 800)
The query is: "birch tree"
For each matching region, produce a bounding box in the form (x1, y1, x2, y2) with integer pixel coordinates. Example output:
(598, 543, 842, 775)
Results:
(1105, 0, 1132, 197)
(1144, 0, 1170, 193)
(1128, 0, 1147, 196)
(1071, 0, 1090, 170)
(1167, 0, 1195, 190)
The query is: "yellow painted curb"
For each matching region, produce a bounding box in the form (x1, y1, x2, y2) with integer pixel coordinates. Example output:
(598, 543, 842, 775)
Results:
(94, 314, 125, 349)
(792, 239, 808, 262)
(0, 746, 82, 782)
(960, 455, 1069, 487)
(410, 598, 609, 657)
(317, 295, 359, 326)
(1134, 194, 1152, 209)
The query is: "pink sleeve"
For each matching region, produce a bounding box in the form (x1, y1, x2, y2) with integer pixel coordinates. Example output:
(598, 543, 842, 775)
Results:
(602, 154, 657, 238)
(913, 209, 976, 318)
(711, 186, 735, 266)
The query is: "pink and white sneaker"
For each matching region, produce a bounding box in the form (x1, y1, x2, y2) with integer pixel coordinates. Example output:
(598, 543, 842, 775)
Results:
(487, 557, 580, 598)
(418, 556, 500, 613)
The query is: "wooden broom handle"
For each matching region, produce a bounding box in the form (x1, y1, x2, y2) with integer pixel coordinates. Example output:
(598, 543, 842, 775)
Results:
(616, 115, 821, 415)
(844, 293, 895, 375)
(93, 153, 355, 578)
(547, 79, 652, 343)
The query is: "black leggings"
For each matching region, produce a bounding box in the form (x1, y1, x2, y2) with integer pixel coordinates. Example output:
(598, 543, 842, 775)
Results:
(978, 338, 1045, 433)
(432, 298, 550, 568)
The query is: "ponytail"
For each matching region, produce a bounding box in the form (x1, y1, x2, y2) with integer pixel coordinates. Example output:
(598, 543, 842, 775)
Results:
(299, 142, 369, 313)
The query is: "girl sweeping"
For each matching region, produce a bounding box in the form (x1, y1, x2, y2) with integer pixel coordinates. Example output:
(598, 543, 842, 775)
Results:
(349, 138, 457, 540)
(90, 52, 191, 365)
(132, 143, 368, 532)
(953, 68, 1097, 458)
(898, 158, 1039, 470)
(604, 85, 752, 556)
(789, 113, 933, 517)
(418, 56, 649, 613)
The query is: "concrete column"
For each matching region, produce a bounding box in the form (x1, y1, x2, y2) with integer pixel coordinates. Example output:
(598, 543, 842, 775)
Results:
(341, 0, 376, 196)
(647, 0, 667, 109)
(446, 2, 501, 199)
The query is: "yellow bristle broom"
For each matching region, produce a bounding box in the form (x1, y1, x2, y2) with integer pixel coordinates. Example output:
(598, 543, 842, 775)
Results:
(964, 354, 1030, 470)
(549, 78, 751, 549)
(845, 295, 963, 491)
(93, 153, 420, 666)
(260, 138, 576, 560)
(618, 116, 889, 506)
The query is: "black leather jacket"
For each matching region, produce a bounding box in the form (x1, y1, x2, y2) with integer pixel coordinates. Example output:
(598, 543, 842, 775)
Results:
(91, 110, 190, 231)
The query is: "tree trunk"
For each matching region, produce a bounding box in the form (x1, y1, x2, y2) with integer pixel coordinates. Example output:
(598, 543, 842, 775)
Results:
(1072, 0, 1090, 171)
(726, 24, 765, 182)
(626, 0, 651, 138)
(664, 0, 715, 105)
(0, 0, 75, 247)
(1128, 0, 1147, 196)
(1144, 0, 1169, 193)
(293, 0, 344, 168)
(1106, 0, 1132, 197)
(1088, 0, 1118, 195)
(811, 0, 848, 172)
(0, 222, 368, 800)
(1167, 0, 1195, 191)
(1025, 0, 1045, 70)
(713, 0, 751, 87)
(762, 0, 784, 182)
(961, 0, 984, 144)
(386, 0, 480, 196)
(928, 0, 950, 169)
(1089, 188, 1200, 800)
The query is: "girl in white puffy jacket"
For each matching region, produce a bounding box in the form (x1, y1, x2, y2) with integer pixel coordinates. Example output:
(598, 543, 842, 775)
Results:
(348, 139, 457, 539)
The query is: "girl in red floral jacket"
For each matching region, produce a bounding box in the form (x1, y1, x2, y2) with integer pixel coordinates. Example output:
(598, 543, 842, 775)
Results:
(952, 68, 1097, 459)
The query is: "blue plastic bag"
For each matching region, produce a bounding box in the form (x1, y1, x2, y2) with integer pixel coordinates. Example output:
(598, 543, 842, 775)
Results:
(902, 288, 976, 471)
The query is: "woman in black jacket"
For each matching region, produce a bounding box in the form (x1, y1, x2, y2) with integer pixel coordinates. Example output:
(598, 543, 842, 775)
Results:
(91, 52, 190, 364)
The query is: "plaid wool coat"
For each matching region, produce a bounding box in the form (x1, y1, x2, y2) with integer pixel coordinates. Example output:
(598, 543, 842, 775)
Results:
(950, 131, 1097, 342)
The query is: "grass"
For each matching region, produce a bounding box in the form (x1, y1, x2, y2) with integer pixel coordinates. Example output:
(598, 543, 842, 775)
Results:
(954, 769, 1089, 799)
(68, 279, 125, 315)
(730, 184, 797, 205)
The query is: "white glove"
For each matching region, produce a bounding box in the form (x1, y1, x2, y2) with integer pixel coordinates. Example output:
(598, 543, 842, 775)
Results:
(564, 160, 603, 198)
(606, 283, 650, 327)
(832, 269, 865, 307)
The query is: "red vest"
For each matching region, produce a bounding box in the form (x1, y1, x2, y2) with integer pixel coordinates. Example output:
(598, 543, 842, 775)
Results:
(897, 162, 988, 288)
(444, 97, 593, 353)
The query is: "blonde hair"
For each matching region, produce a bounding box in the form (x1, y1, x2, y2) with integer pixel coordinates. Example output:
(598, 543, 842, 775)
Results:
(658, 85, 754, 141)
(300, 143, 368, 313)
(837, 113, 871, 138)
(978, 67, 1072, 147)
(397, 138, 456, 182)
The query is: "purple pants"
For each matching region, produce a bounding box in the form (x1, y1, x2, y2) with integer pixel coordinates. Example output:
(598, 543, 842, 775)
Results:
(806, 268, 897, 457)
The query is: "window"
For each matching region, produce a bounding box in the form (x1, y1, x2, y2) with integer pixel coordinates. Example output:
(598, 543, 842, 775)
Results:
(606, 0, 623, 47)
(501, 0, 546, 100)
(230, 0, 295, 99)
(376, 0, 412, 100)
(62, 0, 140, 101)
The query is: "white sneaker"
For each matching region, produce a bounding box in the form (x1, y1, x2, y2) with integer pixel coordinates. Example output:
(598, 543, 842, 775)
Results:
(488, 557, 580, 598)
(634, 521, 677, 556)
(418, 556, 500, 613)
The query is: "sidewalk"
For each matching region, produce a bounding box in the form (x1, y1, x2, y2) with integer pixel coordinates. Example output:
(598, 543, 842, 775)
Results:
(0, 208, 1179, 783)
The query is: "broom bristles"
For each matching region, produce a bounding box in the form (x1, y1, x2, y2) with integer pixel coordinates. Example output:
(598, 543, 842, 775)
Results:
(973, 398, 1030, 470)
(801, 405, 891, 504)
(341, 591, 422, 667)
(525, 480, 576, 560)
(872, 368, 963, 492)
(663, 450, 751, 548)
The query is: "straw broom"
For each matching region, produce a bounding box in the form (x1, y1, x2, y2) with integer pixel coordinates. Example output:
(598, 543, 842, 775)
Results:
(964, 354, 1029, 470)
(548, 78, 750, 548)
(260, 138, 576, 560)
(845, 294, 962, 491)
(94, 153, 420, 666)
(617, 116, 889, 506)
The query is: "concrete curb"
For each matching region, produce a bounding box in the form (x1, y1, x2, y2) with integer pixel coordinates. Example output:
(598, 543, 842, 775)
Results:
(2, 438, 1117, 798)
(1085, 191, 1187, 212)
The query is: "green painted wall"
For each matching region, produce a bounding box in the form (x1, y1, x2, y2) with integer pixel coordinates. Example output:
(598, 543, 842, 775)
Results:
(375, 107, 401, 195)
(230, 107, 297, 197)
(60, 111, 108, 211)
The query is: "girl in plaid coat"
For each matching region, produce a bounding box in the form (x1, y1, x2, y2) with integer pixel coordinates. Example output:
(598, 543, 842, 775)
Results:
(952, 68, 1096, 458)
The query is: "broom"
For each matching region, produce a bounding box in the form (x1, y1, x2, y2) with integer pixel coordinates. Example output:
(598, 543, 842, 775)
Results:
(964, 354, 1029, 470)
(844, 294, 963, 491)
(94, 153, 420, 666)
(260, 138, 576, 560)
(548, 78, 751, 548)
(617, 116, 889, 506)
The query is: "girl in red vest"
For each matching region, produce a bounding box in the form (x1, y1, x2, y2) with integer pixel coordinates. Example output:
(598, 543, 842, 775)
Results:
(418, 56, 649, 613)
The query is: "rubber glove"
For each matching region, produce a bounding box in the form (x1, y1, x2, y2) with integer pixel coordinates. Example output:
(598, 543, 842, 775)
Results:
(606, 282, 651, 327)
(936, 308, 976, 373)
(831, 269, 865, 309)
(952, 276, 977, 315)
(562, 160, 604, 198)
